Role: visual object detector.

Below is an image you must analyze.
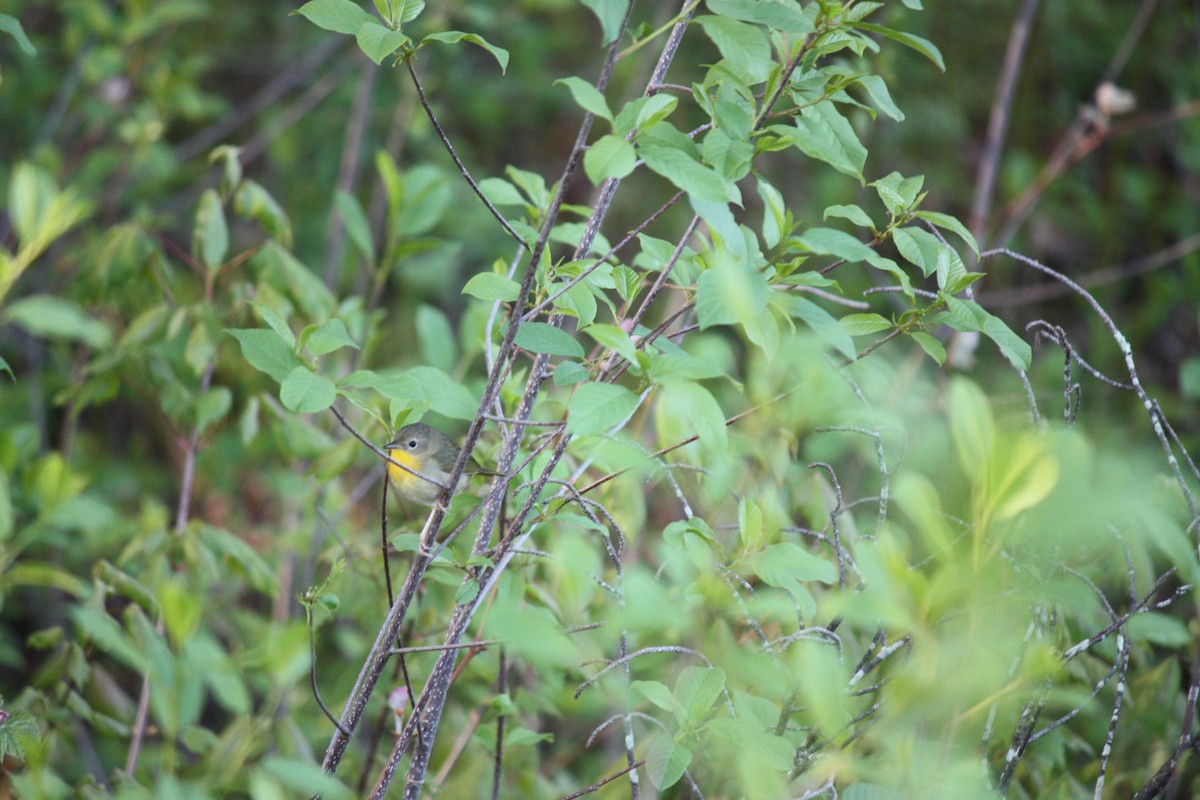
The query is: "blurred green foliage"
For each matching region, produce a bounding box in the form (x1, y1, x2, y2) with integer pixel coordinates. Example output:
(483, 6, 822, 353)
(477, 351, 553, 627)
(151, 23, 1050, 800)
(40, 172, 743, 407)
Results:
(0, 1, 1198, 798)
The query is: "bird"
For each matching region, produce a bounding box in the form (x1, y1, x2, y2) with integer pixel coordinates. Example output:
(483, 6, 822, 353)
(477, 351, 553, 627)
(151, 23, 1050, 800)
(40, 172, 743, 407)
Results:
(383, 422, 499, 506)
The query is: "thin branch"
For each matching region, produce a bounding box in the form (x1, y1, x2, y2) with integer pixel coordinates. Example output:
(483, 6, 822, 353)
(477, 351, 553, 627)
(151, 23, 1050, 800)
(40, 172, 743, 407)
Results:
(322, 55, 377, 285)
(174, 38, 346, 162)
(558, 760, 647, 800)
(405, 58, 527, 247)
(575, 646, 714, 699)
(981, 232, 1200, 307)
(307, 603, 352, 737)
(968, 0, 1041, 244)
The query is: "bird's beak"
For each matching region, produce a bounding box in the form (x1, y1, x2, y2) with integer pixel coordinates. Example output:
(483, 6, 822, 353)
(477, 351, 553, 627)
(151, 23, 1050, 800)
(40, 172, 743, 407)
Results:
(383, 442, 397, 450)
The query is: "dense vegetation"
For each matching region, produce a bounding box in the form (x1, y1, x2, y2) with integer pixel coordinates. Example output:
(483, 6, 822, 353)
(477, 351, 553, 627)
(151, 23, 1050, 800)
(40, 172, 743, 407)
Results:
(2, 1, 1199, 797)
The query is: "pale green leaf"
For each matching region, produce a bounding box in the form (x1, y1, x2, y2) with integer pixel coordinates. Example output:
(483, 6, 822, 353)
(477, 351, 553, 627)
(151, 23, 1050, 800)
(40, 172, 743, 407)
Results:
(556, 76, 612, 122)
(280, 366, 336, 414)
(4, 295, 111, 348)
(514, 322, 584, 358)
(227, 328, 302, 383)
(584, 134, 637, 183)
(566, 382, 639, 435)
(910, 331, 946, 365)
(233, 180, 292, 248)
(293, 0, 376, 34)
(302, 318, 359, 356)
(853, 22, 945, 71)
(420, 31, 509, 72)
(335, 190, 375, 263)
(193, 189, 228, 272)
(840, 313, 892, 336)
(694, 15, 772, 83)
(915, 210, 979, 255)
(462, 272, 520, 302)
(0, 14, 37, 56)
(580, 0, 627, 44)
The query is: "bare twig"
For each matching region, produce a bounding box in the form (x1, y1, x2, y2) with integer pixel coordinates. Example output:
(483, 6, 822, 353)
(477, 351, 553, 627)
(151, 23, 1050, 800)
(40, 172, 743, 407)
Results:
(968, 0, 1041, 244)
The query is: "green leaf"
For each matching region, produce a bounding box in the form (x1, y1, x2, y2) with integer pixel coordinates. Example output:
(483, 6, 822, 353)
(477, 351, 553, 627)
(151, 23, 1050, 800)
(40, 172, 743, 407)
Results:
(914, 210, 980, 255)
(553, 361, 590, 386)
(631, 681, 684, 718)
(260, 757, 353, 800)
(71, 606, 146, 672)
(356, 21, 409, 64)
(824, 203, 876, 229)
(280, 366, 337, 414)
(584, 134, 637, 183)
(227, 328, 302, 383)
(462, 272, 520, 302)
(556, 76, 612, 122)
(945, 271, 985, 296)
(293, 0, 376, 34)
(6, 163, 90, 255)
(645, 737, 692, 790)
(417, 304, 457, 371)
(854, 74, 904, 121)
(233, 179, 293, 248)
(455, 577, 481, 605)
(841, 313, 892, 336)
(844, 784, 908, 800)
(566, 382, 640, 435)
(580, 0, 627, 44)
(648, 351, 728, 382)
(192, 189, 228, 272)
(660, 380, 727, 451)
(1126, 612, 1192, 647)
(893, 226, 964, 288)
(871, 172, 925, 216)
(910, 331, 946, 365)
(420, 31, 509, 72)
(780, 295, 857, 361)
(514, 322, 584, 358)
(0, 354, 11, 381)
(198, 524, 278, 593)
(252, 242, 336, 320)
(748, 1, 816, 34)
(395, 0, 425, 24)
(504, 727, 554, 747)
(251, 301, 296, 350)
(695, 258, 769, 329)
(409, 366, 478, 419)
(794, 227, 887, 269)
(948, 377, 993, 480)
(738, 497, 763, 548)
(753, 542, 837, 588)
(784, 102, 867, 182)
(195, 387, 232, 435)
(335, 190, 375, 263)
(756, 177, 787, 248)
(4, 295, 111, 348)
(694, 15, 772, 83)
(638, 136, 737, 204)
(160, 578, 203, 650)
(555, 280, 600, 328)
(853, 22, 945, 71)
(0, 14, 36, 56)
(982, 312, 1032, 370)
(572, 319, 622, 353)
(636, 95, 680, 134)
(0, 468, 12, 540)
(302, 318, 359, 356)
(702, 127, 754, 181)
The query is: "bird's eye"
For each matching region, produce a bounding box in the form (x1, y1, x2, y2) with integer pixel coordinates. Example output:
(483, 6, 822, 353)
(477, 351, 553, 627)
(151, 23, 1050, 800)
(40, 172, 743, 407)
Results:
(407, 439, 418, 448)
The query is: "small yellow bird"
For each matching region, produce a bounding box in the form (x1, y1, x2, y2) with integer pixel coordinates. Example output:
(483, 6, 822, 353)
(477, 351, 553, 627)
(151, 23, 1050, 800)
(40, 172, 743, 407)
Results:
(384, 422, 498, 506)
